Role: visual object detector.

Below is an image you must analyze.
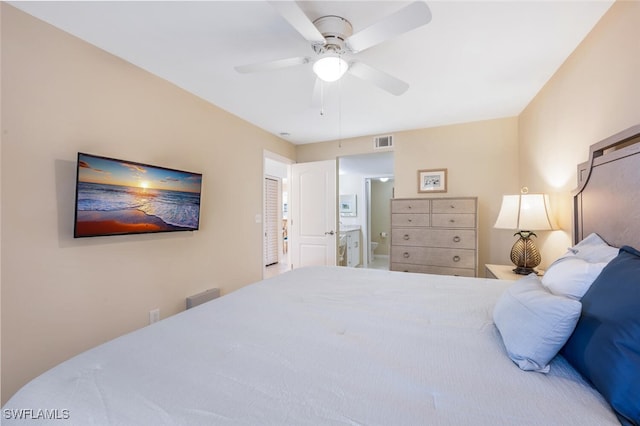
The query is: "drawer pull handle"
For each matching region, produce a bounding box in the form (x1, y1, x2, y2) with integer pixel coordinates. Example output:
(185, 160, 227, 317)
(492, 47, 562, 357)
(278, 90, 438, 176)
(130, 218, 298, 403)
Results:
(403, 234, 410, 240)
(408, 219, 412, 223)
(450, 205, 455, 209)
(449, 219, 455, 223)
(408, 205, 412, 209)
(403, 252, 410, 258)
(453, 236, 461, 243)
(453, 255, 461, 262)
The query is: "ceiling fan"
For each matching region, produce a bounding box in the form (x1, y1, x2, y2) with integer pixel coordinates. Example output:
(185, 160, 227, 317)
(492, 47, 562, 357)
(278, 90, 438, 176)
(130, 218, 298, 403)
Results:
(234, 1, 432, 97)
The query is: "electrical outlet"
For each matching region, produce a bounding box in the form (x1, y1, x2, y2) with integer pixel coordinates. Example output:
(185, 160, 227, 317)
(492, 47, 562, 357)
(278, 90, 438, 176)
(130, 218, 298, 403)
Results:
(149, 308, 160, 324)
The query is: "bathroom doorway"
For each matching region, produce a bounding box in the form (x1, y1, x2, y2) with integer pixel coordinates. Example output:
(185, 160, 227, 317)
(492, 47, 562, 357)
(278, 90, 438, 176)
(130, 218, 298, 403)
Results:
(365, 177, 394, 270)
(338, 151, 394, 269)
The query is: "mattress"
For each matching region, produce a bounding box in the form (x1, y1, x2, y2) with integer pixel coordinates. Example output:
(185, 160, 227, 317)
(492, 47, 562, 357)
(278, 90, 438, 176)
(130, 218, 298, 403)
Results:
(3, 266, 619, 425)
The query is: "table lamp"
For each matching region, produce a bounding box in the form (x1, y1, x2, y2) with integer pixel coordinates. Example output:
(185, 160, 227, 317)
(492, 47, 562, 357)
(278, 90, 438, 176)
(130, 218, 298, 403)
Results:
(494, 188, 556, 275)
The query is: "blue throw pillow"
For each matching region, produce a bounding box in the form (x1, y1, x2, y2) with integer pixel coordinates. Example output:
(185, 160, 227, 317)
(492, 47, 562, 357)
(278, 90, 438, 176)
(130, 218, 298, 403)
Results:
(561, 246, 640, 426)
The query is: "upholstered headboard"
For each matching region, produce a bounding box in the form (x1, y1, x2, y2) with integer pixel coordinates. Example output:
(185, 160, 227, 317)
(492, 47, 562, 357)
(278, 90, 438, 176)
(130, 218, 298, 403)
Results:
(573, 124, 640, 248)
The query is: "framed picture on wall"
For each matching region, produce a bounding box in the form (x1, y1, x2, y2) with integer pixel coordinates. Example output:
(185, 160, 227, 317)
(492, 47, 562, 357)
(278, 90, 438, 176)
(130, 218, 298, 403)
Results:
(339, 194, 357, 217)
(418, 168, 447, 193)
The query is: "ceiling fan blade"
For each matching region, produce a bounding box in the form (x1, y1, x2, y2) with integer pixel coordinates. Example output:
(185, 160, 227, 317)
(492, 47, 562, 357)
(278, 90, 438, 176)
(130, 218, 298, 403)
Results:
(268, 1, 326, 46)
(235, 56, 309, 74)
(346, 1, 432, 53)
(347, 62, 409, 96)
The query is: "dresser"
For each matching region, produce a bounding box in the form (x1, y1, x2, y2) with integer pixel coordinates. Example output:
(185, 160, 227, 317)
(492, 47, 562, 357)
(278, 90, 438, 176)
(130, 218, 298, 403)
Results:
(390, 197, 478, 277)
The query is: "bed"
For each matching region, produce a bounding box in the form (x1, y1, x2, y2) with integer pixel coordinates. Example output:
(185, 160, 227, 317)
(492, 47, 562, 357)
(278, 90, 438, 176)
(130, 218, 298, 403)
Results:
(3, 126, 640, 425)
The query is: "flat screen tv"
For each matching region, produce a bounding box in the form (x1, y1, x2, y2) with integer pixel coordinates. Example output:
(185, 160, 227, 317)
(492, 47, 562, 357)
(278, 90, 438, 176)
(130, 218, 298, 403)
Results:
(74, 152, 202, 238)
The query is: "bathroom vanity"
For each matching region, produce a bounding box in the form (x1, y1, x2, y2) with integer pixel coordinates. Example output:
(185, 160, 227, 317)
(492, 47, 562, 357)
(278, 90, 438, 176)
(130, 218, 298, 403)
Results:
(339, 226, 361, 267)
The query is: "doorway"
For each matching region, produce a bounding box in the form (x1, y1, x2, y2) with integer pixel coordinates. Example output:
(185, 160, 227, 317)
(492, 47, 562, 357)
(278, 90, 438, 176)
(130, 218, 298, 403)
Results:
(263, 152, 291, 279)
(366, 177, 394, 270)
(338, 151, 394, 269)
(264, 177, 280, 267)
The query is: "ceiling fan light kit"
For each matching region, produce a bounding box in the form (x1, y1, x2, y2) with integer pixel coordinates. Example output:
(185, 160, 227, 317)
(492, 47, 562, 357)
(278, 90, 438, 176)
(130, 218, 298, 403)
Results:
(313, 56, 349, 82)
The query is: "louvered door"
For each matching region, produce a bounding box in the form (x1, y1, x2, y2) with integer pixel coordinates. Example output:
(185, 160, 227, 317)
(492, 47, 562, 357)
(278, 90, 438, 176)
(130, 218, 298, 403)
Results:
(264, 177, 279, 266)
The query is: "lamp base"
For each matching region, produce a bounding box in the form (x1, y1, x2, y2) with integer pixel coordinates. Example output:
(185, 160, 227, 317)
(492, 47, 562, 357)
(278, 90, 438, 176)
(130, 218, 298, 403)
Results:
(512, 266, 540, 276)
(510, 231, 542, 276)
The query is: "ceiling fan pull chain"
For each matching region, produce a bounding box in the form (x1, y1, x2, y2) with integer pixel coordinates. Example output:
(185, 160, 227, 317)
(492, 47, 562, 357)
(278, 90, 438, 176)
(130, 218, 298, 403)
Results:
(320, 81, 325, 116)
(338, 74, 342, 148)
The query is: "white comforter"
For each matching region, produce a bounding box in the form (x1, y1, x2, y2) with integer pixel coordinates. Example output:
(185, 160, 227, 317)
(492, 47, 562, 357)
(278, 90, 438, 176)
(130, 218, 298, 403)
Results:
(3, 267, 619, 425)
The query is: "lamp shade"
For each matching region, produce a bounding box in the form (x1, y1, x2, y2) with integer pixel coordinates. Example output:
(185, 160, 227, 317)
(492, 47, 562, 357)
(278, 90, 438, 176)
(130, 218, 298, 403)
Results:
(313, 56, 348, 82)
(494, 193, 556, 231)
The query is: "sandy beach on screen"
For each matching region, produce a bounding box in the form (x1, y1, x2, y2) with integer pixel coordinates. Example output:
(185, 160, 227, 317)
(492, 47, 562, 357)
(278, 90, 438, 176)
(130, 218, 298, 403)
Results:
(75, 209, 190, 236)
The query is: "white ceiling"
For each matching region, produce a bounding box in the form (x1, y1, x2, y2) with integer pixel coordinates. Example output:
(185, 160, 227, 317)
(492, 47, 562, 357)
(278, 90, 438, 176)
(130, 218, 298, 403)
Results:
(10, 1, 614, 145)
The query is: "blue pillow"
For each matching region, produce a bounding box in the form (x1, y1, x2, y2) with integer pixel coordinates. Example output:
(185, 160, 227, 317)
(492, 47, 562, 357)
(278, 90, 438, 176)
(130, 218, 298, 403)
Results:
(561, 246, 640, 426)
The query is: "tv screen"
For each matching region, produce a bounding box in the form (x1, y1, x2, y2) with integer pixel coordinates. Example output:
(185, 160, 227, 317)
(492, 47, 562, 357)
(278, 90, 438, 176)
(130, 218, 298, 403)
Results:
(74, 152, 202, 238)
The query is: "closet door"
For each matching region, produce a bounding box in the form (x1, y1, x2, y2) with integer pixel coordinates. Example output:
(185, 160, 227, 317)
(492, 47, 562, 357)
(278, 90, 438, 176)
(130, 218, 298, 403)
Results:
(264, 177, 279, 266)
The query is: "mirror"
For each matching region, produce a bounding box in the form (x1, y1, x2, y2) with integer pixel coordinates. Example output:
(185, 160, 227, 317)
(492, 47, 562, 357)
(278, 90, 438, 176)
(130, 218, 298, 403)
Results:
(339, 194, 357, 217)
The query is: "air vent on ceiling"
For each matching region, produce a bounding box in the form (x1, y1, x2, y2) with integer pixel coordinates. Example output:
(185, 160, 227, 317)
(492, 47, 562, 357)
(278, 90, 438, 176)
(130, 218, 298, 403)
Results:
(373, 135, 394, 150)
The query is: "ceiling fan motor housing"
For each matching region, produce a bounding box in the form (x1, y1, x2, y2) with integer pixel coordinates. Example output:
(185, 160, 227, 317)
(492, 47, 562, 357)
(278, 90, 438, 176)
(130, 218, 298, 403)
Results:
(312, 15, 353, 55)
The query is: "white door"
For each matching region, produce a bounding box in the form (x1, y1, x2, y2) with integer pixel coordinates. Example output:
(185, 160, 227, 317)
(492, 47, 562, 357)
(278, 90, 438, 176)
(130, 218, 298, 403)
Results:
(264, 177, 279, 266)
(290, 160, 337, 268)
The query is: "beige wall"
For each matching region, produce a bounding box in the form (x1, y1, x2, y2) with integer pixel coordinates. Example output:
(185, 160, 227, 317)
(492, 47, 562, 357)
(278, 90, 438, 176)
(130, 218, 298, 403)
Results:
(299, 117, 521, 274)
(519, 0, 640, 264)
(1, 5, 295, 403)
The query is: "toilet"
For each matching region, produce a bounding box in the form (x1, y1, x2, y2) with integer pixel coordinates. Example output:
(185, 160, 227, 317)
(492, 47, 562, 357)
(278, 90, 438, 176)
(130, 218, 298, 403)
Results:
(370, 241, 379, 260)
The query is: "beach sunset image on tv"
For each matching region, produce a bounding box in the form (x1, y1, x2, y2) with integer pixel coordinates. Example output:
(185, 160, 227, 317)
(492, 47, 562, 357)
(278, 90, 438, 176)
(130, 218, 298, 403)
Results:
(74, 153, 202, 237)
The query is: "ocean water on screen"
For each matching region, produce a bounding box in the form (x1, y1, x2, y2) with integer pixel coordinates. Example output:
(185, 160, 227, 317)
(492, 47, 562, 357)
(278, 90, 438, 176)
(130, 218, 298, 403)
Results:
(77, 182, 200, 229)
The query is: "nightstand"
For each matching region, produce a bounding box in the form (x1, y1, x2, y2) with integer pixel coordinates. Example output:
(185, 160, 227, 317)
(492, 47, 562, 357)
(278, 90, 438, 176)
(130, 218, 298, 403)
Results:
(485, 264, 544, 281)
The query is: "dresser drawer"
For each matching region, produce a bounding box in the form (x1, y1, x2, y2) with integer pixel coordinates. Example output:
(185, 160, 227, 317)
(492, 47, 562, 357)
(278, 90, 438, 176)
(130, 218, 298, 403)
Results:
(392, 228, 476, 249)
(432, 213, 476, 228)
(390, 263, 476, 277)
(391, 199, 430, 214)
(432, 198, 476, 214)
(391, 213, 430, 227)
(391, 246, 476, 269)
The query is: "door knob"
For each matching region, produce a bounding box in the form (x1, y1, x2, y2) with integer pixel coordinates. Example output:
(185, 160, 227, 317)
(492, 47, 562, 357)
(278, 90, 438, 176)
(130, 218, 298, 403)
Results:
(325, 230, 335, 235)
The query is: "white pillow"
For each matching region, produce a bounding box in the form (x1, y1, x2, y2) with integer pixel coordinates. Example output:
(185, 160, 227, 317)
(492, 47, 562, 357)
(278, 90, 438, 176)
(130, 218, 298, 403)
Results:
(564, 233, 619, 263)
(493, 274, 582, 373)
(541, 256, 607, 300)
